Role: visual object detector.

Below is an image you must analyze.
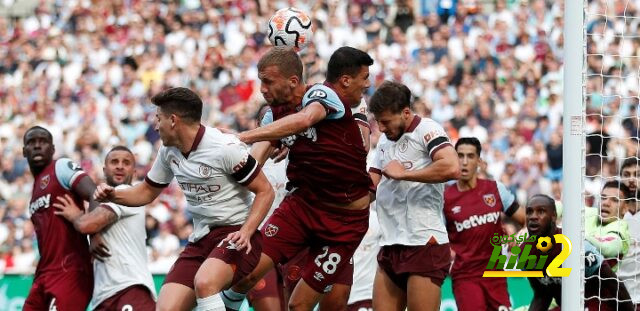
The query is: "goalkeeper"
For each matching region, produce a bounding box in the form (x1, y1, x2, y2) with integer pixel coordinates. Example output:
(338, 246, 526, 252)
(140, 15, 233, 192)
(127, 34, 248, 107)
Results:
(520, 194, 633, 311)
(586, 180, 631, 271)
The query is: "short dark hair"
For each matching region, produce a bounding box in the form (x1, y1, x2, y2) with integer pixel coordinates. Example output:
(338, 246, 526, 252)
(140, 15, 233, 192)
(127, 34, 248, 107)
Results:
(455, 137, 482, 156)
(326, 46, 374, 83)
(603, 180, 631, 200)
(105, 145, 134, 164)
(368, 80, 412, 115)
(257, 47, 303, 80)
(24, 126, 52, 143)
(528, 194, 557, 213)
(150, 87, 203, 123)
(621, 157, 639, 172)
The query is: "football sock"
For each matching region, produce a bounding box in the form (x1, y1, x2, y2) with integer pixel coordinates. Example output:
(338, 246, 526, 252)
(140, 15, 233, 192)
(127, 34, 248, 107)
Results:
(220, 288, 246, 311)
(196, 294, 226, 311)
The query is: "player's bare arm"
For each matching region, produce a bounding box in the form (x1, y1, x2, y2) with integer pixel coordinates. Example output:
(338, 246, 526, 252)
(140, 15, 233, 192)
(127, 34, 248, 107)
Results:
(250, 141, 276, 165)
(71, 176, 113, 259)
(382, 145, 460, 183)
(53, 194, 118, 234)
(223, 170, 274, 254)
(358, 123, 371, 153)
(94, 180, 163, 207)
(509, 205, 526, 225)
(369, 170, 382, 203)
(238, 102, 327, 144)
(73, 175, 102, 212)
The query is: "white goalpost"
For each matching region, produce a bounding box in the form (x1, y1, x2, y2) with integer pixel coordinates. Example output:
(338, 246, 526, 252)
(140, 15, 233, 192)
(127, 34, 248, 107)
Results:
(562, 0, 585, 309)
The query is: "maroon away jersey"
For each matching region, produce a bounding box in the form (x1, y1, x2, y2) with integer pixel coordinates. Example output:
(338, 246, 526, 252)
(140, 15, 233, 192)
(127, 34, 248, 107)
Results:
(263, 83, 370, 204)
(29, 159, 92, 275)
(444, 179, 518, 280)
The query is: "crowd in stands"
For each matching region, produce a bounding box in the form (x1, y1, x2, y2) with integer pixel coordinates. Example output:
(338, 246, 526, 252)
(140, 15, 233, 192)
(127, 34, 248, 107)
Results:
(0, 0, 637, 273)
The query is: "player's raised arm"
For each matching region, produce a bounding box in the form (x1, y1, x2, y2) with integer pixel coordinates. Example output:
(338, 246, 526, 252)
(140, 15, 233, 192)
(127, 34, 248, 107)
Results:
(239, 102, 327, 144)
(95, 144, 172, 206)
(94, 180, 163, 207)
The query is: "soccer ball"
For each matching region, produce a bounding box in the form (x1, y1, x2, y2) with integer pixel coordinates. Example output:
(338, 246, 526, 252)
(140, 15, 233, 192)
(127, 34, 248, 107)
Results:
(267, 7, 313, 51)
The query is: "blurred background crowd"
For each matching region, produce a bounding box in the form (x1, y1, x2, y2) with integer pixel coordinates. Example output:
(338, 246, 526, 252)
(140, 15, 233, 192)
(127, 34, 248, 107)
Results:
(0, 0, 637, 274)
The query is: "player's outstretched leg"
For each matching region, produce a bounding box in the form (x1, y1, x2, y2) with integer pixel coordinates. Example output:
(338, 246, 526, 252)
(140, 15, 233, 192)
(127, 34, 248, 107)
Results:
(372, 267, 406, 311)
(407, 275, 441, 311)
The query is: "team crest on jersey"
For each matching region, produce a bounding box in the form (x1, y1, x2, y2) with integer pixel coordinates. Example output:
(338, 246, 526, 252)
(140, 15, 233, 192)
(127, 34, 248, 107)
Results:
(264, 224, 279, 237)
(199, 164, 213, 178)
(483, 194, 496, 207)
(40, 175, 50, 190)
(399, 140, 408, 153)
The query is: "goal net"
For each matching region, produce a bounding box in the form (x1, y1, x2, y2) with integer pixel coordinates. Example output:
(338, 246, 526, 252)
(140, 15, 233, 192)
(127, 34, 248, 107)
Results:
(576, 0, 640, 309)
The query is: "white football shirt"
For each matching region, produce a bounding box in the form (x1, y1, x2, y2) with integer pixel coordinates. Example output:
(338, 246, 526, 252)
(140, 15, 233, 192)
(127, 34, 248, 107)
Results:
(146, 125, 259, 242)
(91, 185, 156, 309)
(370, 116, 452, 246)
(348, 208, 381, 305)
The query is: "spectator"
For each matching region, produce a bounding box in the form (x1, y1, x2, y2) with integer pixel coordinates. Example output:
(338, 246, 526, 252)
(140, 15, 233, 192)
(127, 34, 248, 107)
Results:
(151, 223, 180, 261)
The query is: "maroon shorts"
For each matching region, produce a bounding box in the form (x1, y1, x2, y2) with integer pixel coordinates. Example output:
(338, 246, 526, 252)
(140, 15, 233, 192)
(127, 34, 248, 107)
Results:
(24, 269, 93, 311)
(376, 241, 451, 291)
(164, 225, 262, 289)
(347, 300, 373, 311)
(247, 267, 283, 303)
(452, 277, 510, 311)
(282, 248, 354, 294)
(95, 284, 156, 311)
(261, 194, 368, 293)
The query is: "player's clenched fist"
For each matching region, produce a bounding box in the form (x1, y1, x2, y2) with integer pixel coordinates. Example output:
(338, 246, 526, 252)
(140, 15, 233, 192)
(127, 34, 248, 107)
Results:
(93, 183, 115, 202)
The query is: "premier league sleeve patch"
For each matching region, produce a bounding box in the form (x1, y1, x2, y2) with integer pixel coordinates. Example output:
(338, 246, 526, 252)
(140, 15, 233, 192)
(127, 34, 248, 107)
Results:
(308, 89, 327, 99)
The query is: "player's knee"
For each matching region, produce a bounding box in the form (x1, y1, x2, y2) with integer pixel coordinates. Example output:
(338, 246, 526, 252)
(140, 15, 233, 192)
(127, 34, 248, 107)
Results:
(288, 299, 308, 311)
(288, 295, 317, 311)
(193, 274, 223, 298)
